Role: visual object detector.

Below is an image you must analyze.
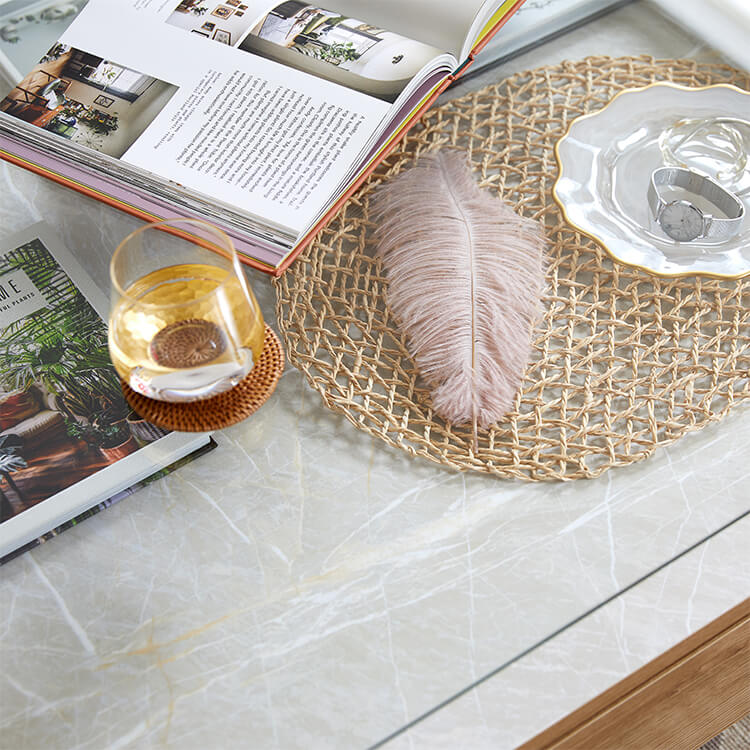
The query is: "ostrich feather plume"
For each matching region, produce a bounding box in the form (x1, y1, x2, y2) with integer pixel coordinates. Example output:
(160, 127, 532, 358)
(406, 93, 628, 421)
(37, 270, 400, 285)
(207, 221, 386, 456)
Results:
(371, 151, 546, 436)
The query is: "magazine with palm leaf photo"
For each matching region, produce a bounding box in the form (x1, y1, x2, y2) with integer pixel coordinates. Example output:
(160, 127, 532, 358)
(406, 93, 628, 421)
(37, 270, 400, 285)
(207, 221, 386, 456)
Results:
(0, 222, 211, 562)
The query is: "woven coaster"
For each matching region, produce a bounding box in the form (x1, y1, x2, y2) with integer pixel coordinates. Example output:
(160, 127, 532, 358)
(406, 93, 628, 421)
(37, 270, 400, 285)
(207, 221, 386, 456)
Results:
(274, 56, 750, 480)
(121, 324, 284, 432)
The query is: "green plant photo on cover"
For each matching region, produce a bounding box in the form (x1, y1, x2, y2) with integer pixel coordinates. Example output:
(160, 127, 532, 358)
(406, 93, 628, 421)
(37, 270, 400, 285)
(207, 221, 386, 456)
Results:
(0, 435, 27, 513)
(64, 420, 129, 450)
(0, 238, 128, 425)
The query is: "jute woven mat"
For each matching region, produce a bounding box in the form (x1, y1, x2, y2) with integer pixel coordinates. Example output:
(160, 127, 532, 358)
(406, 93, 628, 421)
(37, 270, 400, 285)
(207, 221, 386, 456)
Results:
(274, 56, 750, 480)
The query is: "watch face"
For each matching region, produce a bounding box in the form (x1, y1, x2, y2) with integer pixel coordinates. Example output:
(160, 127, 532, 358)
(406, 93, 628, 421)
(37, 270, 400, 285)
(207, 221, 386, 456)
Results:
(659, 200, 704, 242)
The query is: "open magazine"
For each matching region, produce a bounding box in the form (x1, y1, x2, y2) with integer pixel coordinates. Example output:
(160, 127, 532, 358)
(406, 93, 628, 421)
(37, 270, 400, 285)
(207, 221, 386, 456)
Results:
(0, 0, 524, 274)
(0, 222, 212, 561)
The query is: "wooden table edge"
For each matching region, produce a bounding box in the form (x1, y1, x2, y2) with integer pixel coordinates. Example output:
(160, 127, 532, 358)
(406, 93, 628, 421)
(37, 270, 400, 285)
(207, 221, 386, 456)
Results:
(519, 597, 750, 749)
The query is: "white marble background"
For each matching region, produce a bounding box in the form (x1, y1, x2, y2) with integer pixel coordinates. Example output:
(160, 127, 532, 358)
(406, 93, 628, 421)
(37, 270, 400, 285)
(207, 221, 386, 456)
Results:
(388, 512, 750, 749)
(1, 3, 748, 749)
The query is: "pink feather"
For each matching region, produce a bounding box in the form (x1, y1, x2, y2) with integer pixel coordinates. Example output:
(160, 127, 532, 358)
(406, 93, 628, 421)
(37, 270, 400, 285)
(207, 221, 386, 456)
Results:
(371, 151, 546, 438)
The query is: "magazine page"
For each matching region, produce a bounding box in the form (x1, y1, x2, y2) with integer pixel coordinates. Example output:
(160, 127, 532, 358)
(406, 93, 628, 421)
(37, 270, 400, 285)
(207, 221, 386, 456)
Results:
(317, 0, 510, 60)
(168, 1, 447, 103)
(0, 222, 208, 559)
(0, 0, 452, 236)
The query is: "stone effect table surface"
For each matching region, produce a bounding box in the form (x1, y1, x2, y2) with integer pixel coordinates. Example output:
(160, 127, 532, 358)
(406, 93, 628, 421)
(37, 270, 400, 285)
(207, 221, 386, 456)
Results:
(1, 3, 748, 749)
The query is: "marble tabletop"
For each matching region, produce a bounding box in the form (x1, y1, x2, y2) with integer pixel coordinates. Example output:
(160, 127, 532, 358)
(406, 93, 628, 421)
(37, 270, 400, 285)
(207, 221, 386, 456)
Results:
(1, 3, 749, 749)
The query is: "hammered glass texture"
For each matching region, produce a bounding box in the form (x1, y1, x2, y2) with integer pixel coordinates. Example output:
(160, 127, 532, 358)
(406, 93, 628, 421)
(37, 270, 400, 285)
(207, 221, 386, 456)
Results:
(122, 325, 284, 432)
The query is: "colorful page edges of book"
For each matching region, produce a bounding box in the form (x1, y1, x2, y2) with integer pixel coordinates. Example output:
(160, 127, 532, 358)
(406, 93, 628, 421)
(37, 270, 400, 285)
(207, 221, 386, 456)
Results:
(0, 222, 211, 562)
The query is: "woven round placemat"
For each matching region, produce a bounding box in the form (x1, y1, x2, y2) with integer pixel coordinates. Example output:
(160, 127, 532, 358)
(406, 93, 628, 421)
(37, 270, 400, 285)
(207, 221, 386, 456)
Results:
(122, 324, 284, 432)
(274, 56, 750, 480)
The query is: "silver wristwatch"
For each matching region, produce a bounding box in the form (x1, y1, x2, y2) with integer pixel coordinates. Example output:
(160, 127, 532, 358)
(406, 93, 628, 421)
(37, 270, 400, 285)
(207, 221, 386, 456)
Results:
(647, 167, 744, 242)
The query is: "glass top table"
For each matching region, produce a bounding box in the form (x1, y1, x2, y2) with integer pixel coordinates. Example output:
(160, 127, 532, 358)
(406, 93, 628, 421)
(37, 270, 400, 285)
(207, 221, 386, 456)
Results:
(1, 2, 748, 748)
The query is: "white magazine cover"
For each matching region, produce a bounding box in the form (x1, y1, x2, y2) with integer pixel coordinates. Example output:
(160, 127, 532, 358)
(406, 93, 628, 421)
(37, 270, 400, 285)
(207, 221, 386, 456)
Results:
(0, 222, 210, 559)
(473, 0, 631, 71)
(473, 0, 747, 72)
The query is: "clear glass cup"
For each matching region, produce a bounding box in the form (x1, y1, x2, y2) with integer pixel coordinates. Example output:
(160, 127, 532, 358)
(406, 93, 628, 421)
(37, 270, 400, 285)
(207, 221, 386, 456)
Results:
(109, 218, 264, 402)
(659, 117, 750, 197)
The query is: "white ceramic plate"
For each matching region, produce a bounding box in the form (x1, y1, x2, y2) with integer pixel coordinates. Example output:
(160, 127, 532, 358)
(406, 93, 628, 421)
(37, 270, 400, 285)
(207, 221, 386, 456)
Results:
(553, 83, 750, 279)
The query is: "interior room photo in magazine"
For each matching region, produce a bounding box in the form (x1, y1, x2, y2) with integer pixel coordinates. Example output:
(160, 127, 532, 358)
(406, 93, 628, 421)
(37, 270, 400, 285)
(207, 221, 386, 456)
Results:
(0, 43, 178, 157)
(239, 2, 443, 101)
(166, 0, 257, 45)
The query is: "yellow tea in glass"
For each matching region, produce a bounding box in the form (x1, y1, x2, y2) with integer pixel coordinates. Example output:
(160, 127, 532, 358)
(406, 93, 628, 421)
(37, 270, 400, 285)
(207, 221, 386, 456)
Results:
(109, 219, 264, 402)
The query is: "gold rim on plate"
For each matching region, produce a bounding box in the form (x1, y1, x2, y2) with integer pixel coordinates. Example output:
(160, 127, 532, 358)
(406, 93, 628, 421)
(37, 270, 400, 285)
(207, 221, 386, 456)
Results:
(552, 81, 750, 281)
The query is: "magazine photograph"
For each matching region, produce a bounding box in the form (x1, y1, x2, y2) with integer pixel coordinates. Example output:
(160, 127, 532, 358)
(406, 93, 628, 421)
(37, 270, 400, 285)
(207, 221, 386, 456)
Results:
(239, 3, 443, 101)
(167, 0, 447, 102)
(166, 0, 262, 45)
(0, 42, 178, 157)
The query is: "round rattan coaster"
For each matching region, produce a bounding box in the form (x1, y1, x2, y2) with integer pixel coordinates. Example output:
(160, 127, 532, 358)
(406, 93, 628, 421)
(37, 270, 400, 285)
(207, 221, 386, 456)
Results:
(274, 56, 750, 481)
(121, 324, 284, 432)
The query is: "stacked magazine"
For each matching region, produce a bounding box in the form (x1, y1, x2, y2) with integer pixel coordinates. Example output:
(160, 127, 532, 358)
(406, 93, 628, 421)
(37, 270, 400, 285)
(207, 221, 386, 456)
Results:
(0, 0, 524, 273)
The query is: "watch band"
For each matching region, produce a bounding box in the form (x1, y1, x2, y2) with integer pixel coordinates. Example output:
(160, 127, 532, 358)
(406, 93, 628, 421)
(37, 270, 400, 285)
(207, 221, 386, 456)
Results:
(648, 167, 744, 242)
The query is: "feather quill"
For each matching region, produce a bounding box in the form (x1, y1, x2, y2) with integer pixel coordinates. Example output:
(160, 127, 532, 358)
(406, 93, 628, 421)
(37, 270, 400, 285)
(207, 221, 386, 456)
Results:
(371, 151, 545, 442)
